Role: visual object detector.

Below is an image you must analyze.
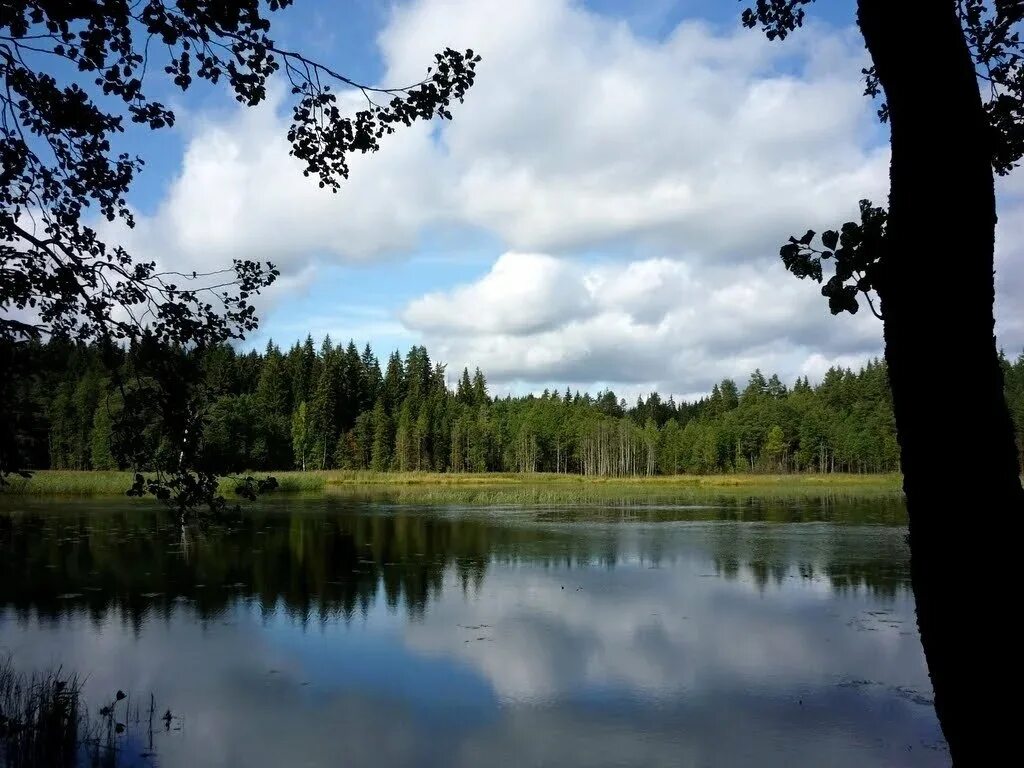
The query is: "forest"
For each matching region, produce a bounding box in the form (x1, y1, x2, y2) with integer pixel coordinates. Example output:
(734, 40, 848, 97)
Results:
(12, 336, 1024, 478)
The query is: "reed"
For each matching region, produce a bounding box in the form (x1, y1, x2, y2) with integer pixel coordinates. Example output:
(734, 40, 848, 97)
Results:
(1, 469, 902, 498)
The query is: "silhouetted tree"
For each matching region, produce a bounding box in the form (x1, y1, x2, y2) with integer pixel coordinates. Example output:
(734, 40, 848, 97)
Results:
(0, 1, 479, 511)
(742, 2, 1024, 761)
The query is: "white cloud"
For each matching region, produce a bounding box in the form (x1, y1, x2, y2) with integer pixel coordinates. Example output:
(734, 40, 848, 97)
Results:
(107, 0, 1024, 387)
(401, 251, 882, 396)
(403, 252, 593, 335)
(378, 0, 887, 257)
(124, 0, 886, 272)
(114, 88, 446, 275)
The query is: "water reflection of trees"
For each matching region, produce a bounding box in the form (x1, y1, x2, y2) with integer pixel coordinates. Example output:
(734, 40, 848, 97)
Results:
(712, 558, 907, 597)
(707, 518, 910, 597)
(0, 501, 911, 626)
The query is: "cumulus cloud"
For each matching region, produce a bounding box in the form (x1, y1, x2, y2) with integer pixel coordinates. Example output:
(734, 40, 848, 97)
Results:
(112, 87, 446, 275)
(403, 252, 593, 335)
(401, 251, 882, 397)
(107, 0, 1023, 388)
(376, 0, 889, 258)
(125, 0, 886, 271)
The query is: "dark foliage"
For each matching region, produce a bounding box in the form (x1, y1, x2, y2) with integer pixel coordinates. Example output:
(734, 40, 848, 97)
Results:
(0, 1, 480, 509)
(742, 2, 1024, 763)
(744, 1, 1024, 312)
(779, 200, 886, 318)
(19, 335, 1024, 479)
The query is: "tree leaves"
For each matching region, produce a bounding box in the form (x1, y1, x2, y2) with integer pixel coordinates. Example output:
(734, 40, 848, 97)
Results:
(0, 2, 480, 509)
(2, 3, 478, 351)
(961, 0, 1024, 174)
(777, 200, 887, 319)
(286, 46, 480, 192)
(745, 1, 1024, 174)
(779, 240, 822, 282)
(740, 0, 815, 41)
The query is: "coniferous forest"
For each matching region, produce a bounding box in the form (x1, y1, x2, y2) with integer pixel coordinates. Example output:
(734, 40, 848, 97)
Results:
(14, 336, 1024, 477)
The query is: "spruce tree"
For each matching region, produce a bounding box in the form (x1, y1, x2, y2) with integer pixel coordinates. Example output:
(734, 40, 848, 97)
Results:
(90, 399, 118, 471)
(370, 400, 392, 472)
(291, 402, 313, 472)
(471, 368, 489, 406)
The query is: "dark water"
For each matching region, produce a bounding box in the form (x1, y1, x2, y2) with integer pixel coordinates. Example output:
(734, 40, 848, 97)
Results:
(0, 495, 946, 767)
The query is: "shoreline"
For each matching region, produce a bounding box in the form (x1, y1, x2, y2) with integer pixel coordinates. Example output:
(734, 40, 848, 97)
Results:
(1, 470, 904, 498)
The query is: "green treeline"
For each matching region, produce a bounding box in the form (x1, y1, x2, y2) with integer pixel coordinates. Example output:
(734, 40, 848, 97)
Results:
(13, 337, 1024, 476)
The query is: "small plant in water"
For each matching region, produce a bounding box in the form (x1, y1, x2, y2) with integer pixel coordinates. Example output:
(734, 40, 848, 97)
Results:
(0, 657, 160, 767)
(1, 659, 79, 766)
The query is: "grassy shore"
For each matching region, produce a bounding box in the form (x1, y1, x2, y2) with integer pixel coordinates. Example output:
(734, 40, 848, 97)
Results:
(1, 469, 903, 500)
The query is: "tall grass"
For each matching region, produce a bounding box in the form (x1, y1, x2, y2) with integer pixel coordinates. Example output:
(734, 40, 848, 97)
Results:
(330, 479, 905, 510)
(0, 660, 80, 766)
(0, 657, 159, 767)
(318, 470, 903, 488)
(2, 471, 140, 497)
(1, 469, 902, 498)
(1, 470, 330, 497)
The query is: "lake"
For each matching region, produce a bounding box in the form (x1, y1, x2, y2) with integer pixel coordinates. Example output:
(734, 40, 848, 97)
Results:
(0, 493, 946, 767)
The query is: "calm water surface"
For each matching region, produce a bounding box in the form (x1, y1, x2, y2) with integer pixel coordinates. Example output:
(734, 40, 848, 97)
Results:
(0, 494, 946, 767)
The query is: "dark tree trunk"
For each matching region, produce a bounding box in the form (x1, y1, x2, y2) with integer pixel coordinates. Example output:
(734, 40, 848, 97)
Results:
(858, 1, 1024, 763)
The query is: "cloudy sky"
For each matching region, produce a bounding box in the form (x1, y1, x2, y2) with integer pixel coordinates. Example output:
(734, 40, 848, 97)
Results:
(108, 0, 1022, 400)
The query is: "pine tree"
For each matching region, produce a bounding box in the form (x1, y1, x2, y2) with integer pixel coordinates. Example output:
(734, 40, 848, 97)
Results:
(381, 352, 405, 414)
(253, 341, 293, 469)
(90, 398, 118, 470)
(47, 384, 74, 469)
(370, 400, 392, 472)
(471, 368, 489, 406)
(450, 414, 465, 472)
(340, 341, 364, 432)
(256, 341, 290, 414)
(394, 400, 414, 471)
(309, 348, 339, 470)
(415, 405, 431, 470)
(361, 344, 382, 410)
(291, 402, 313, 471)
(742, 369, 767, 402)
(766, 374, 787, 399)
(300, 335, 317, 403)
(764, 424, 786, 472)
(720, 379, 739, 411)
(457, 368, 473, 405)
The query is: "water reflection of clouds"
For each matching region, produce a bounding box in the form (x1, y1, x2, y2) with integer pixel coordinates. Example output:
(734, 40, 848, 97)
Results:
(0, 515, 945, 767)
(1, 593, 944, 768)
(403, 557, 926, 706)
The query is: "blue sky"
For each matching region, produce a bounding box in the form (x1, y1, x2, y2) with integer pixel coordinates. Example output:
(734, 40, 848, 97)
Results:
(102, 0, 1023, 399)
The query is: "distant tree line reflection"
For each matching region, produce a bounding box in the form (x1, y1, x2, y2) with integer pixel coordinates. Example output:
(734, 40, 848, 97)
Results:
(0, 500, 911, 628)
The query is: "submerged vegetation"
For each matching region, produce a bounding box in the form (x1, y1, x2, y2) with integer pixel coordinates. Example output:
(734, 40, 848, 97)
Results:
(17, 338, 1024, 483)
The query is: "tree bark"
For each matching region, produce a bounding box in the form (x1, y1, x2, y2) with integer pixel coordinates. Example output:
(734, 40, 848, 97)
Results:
(858, 1, 1024, 763)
